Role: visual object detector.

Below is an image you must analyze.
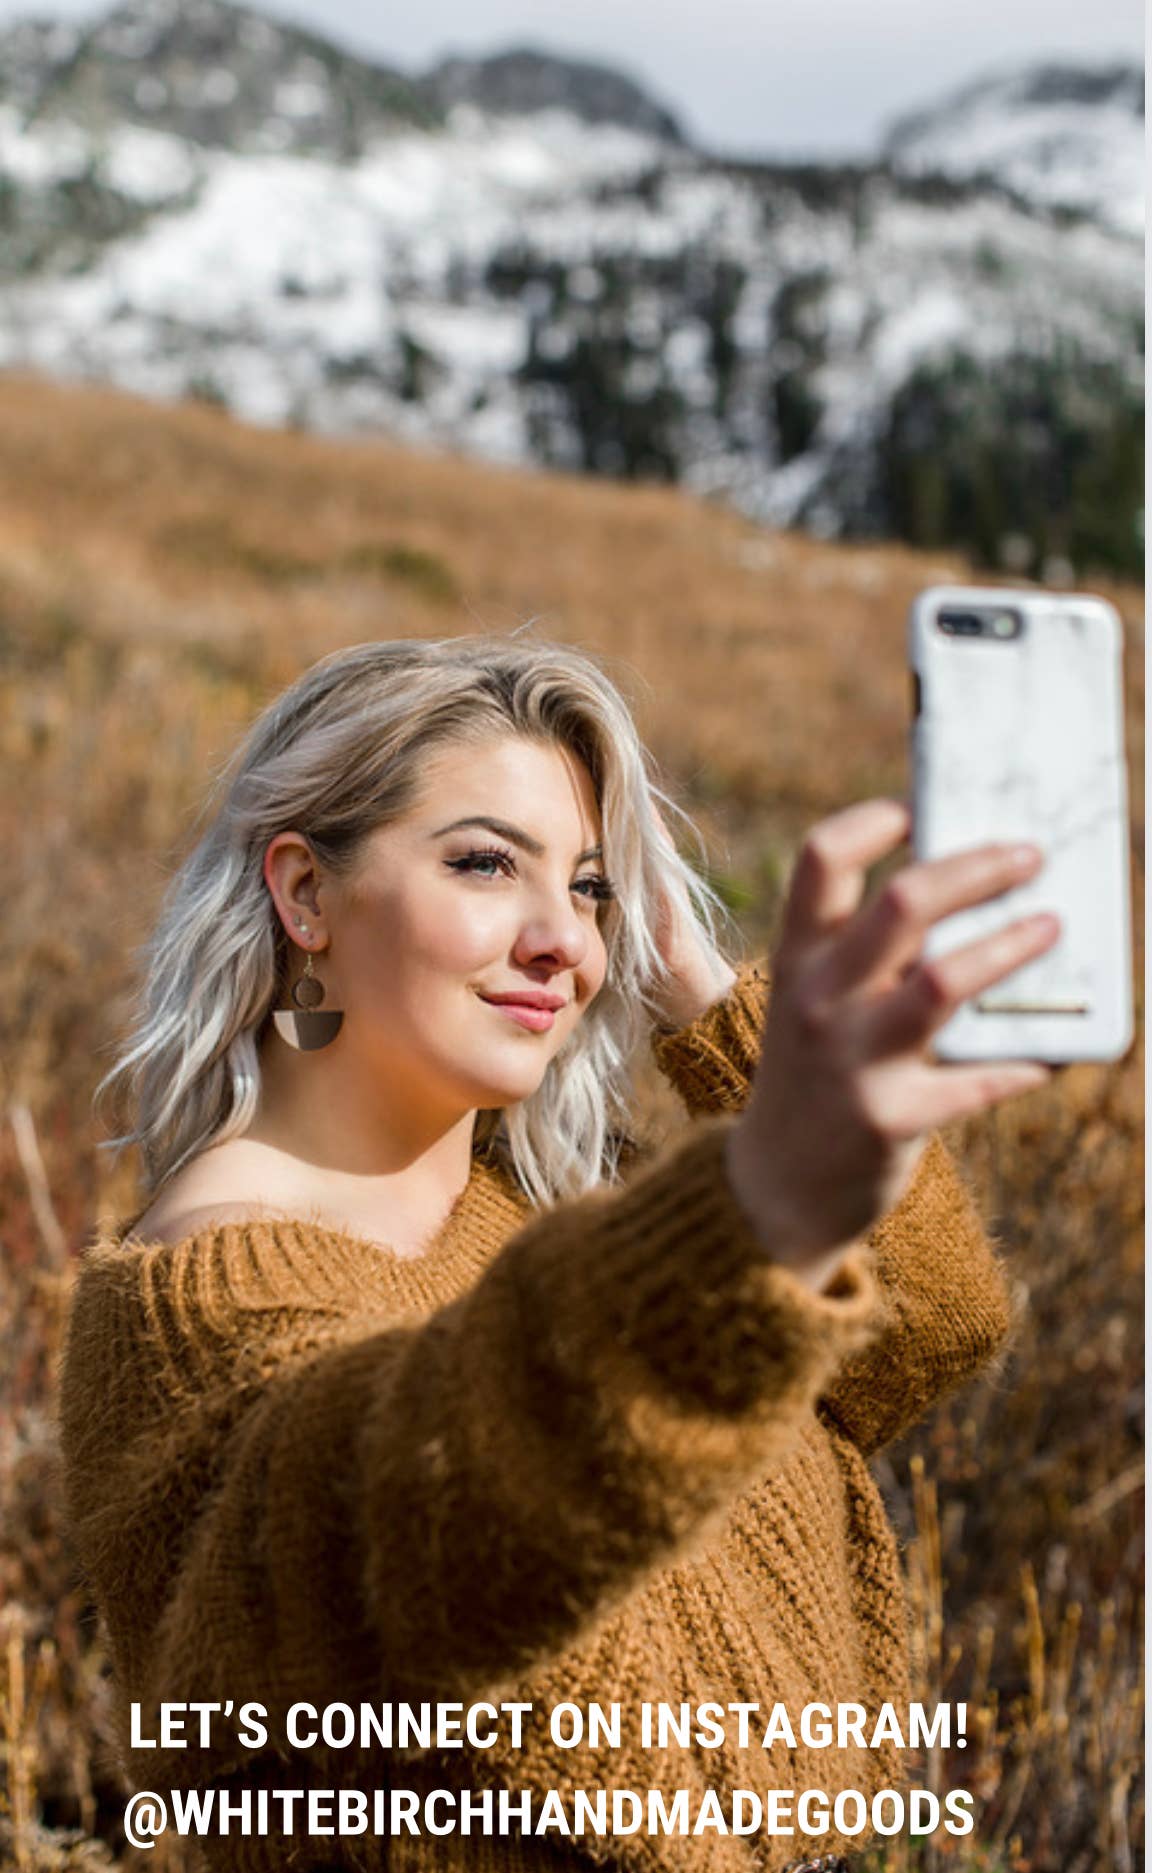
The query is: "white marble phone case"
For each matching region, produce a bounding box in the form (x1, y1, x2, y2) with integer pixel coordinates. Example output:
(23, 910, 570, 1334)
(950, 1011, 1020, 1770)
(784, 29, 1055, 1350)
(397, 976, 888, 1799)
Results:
(909, 586, 1133, 1064)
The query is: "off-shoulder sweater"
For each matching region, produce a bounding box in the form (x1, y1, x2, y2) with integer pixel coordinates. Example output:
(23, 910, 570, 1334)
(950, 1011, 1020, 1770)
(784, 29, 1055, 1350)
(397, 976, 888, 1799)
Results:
(57, 962, 1015, 1873)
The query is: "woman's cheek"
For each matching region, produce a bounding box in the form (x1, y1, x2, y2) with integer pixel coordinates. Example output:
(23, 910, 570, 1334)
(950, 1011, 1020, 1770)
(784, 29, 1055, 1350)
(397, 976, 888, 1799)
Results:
(412, 893, 510, 971)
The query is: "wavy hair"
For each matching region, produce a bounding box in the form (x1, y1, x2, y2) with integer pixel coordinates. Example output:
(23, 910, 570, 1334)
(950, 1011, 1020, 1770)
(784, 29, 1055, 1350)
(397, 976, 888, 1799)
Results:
(95, 634, 738, 1210)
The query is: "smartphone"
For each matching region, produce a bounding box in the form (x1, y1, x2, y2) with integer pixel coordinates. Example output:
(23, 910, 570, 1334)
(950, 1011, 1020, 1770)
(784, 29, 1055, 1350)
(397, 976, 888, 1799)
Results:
(909, 585, 1133, 1065)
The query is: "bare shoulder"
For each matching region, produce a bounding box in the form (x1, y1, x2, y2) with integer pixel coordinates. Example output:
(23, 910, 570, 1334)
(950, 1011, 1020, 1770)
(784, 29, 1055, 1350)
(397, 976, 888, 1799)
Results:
(127, 1198, 284, 1249)
(127, 1139, 301, 1248)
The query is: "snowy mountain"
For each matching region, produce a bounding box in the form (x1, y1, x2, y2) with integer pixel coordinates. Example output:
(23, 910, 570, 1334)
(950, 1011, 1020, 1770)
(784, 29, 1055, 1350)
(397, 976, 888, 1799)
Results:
(0, 0, 1142, 577)
(885, 62, 1144, 239)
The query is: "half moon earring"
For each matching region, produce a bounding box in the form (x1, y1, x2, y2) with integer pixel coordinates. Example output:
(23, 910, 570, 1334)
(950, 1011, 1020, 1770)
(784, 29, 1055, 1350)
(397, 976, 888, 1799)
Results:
(273, 944, 345, 1052)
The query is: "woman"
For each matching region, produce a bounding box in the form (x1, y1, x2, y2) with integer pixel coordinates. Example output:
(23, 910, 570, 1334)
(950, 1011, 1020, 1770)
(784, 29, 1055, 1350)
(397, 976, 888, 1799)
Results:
(59, 634, 1057, 1873)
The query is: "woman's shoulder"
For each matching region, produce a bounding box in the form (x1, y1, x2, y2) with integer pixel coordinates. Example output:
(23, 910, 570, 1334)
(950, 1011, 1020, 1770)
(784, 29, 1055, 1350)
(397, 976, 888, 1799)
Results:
(119, 1138, 305, 1250)
(127, 1197, 280, 1249)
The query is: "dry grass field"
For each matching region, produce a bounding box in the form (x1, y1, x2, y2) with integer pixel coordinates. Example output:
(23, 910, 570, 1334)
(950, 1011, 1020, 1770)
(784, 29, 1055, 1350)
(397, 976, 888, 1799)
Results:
(0, 372, 1142, 1871)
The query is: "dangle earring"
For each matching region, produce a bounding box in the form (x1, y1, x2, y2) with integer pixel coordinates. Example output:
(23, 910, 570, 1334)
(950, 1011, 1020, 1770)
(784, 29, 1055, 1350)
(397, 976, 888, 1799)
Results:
(272, 921, 345, 1052)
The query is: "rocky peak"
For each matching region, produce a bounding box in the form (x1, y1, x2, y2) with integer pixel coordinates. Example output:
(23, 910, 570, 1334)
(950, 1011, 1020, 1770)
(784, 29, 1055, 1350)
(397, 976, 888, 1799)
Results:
(1004, 62, 1143, 114)
(424, 45, 685, 143)
(886, 59, 1143, 151)
(13, 0, 439, 156)
(883, 58, 1144, 235)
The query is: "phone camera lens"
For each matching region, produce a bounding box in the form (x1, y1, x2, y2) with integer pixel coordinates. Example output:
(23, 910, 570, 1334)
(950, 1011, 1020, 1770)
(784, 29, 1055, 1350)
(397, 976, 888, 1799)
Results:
(936, 608, 1022, 639)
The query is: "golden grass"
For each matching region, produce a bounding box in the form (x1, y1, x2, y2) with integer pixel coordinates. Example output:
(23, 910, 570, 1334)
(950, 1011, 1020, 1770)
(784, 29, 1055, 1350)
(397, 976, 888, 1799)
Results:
(0, 372, 1142, 1870)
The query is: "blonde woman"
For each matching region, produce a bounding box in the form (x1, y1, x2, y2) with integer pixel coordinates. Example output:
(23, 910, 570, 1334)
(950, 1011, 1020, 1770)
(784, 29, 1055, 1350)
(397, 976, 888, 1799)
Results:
(60, 634, 1056, 1873)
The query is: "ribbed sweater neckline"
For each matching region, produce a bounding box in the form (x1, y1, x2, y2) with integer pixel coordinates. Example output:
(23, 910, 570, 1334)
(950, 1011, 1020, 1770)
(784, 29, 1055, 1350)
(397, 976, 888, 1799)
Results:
(112, 1148, 533, 1314)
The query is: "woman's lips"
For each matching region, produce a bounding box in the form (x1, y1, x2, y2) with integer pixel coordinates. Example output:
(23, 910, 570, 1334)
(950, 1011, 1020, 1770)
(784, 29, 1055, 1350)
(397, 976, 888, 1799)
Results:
(480, 998, 557, 1032)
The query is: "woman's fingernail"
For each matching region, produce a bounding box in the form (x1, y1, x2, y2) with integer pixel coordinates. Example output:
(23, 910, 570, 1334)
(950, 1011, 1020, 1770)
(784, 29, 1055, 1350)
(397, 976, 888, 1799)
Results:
(1027, 912, 1061, 937)
(1008, 844, 1044, 870)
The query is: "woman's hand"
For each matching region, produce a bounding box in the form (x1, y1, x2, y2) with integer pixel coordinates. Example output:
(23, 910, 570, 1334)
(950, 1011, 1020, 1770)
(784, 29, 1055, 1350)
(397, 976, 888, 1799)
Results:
(650, 808, 738, 1030)
(726, 799, 1058, 1284)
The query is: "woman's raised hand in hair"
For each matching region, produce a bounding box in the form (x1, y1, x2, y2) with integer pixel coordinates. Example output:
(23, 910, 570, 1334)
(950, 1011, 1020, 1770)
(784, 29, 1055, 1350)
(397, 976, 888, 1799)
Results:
(726, 799, 1058, 1290)
(649, 807, 739, 1030)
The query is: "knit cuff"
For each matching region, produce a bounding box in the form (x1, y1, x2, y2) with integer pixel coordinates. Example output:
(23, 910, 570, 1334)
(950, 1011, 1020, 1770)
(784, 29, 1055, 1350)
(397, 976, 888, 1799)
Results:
(650, 958, 770, 1114)
(818, 1133, 1015, 1456)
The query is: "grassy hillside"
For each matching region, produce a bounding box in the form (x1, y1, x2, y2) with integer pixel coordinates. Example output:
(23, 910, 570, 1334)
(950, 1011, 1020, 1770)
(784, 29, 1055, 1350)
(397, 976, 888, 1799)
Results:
(0, 373, 1142, 1870)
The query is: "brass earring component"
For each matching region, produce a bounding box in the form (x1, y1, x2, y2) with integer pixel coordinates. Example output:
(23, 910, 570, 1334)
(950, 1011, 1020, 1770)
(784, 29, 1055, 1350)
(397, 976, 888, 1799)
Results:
(273, 940, 345, 1052)
(291, 950, 326, 1011)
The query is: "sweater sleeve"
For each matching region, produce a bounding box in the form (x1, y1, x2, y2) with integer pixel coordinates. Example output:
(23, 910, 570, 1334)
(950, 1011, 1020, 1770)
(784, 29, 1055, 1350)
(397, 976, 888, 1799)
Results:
(816, 1133, 1017, 1456)
(58, 1116, 879, 1785)
(650, 959, 1017, 1456)
(650, 957, 771, 1116)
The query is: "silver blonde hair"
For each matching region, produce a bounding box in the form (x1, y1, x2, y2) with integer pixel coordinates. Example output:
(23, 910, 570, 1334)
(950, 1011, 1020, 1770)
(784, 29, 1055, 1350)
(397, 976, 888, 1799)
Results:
(96, 634, 738, 1210)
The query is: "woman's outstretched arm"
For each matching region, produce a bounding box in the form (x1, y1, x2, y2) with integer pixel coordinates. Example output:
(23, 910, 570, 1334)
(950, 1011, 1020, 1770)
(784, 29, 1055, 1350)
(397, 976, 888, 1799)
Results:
(650, 932, 1017, 1457)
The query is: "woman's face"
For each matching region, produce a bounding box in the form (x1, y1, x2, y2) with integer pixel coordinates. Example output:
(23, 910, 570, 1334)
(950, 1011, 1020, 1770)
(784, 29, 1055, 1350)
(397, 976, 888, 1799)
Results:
(300, 734, 613, 1121)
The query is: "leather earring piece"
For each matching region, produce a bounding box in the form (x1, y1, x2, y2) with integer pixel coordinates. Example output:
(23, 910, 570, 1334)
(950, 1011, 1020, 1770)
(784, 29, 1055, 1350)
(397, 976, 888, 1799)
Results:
(273, 944, 345, 1052)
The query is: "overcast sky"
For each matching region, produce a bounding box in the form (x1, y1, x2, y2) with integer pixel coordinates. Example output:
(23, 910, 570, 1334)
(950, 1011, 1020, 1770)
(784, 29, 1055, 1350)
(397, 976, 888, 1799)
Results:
(1, 0, 1143, 155)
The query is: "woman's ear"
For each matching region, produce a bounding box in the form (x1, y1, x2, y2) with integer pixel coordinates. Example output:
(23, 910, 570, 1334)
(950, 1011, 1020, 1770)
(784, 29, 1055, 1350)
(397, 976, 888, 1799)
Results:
(263, 832, 327, 946)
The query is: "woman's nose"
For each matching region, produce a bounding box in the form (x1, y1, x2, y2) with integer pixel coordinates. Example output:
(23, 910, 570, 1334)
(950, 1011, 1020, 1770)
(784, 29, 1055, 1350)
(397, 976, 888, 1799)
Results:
(511, 893, 589, 972)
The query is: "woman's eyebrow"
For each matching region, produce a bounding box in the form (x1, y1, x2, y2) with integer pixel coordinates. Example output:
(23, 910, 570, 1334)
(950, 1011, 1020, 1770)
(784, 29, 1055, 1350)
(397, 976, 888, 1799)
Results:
(431, 815, 603, 865)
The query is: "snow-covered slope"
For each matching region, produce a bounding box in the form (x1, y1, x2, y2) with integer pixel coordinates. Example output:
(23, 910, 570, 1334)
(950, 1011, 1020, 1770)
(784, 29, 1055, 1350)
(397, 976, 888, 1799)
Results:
(0, 107, 675, 435)
(885, 63, 1144, 238)
(0, 1, 1142, 574)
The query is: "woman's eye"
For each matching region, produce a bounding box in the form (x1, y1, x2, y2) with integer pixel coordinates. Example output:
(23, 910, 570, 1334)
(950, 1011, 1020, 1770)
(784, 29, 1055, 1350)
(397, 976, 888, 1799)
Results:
(446, 848, 516, 879)
(446, 851, 615, 902)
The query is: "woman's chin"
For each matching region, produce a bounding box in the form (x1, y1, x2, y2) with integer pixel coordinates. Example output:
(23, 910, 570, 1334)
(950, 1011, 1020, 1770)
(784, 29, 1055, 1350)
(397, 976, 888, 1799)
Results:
(464, 1058, 553, 1111)
(474, 1076, 548, 1111)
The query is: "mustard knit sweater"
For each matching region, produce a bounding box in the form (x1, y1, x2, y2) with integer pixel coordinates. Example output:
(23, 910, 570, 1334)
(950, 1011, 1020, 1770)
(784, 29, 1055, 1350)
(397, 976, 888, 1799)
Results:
(58, 962, 1015, 1873)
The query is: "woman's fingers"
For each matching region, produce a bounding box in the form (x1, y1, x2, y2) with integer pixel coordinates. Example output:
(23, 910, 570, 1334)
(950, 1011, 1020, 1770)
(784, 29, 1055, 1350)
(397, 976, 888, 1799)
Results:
(875, 1058, 1053, 1135)
(779, 799, 911, 951)
(851, 911, 1062, 1057)
(813, 841, 1046, 999)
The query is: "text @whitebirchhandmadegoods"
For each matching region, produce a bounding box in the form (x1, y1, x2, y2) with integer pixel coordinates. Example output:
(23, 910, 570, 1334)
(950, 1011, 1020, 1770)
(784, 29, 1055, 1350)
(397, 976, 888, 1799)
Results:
(122, 1783, 978, 1850)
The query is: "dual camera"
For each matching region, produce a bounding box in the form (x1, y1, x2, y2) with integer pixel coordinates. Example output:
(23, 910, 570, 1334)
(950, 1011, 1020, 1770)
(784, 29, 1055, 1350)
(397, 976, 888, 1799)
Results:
(936, 607, 1024, 639)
